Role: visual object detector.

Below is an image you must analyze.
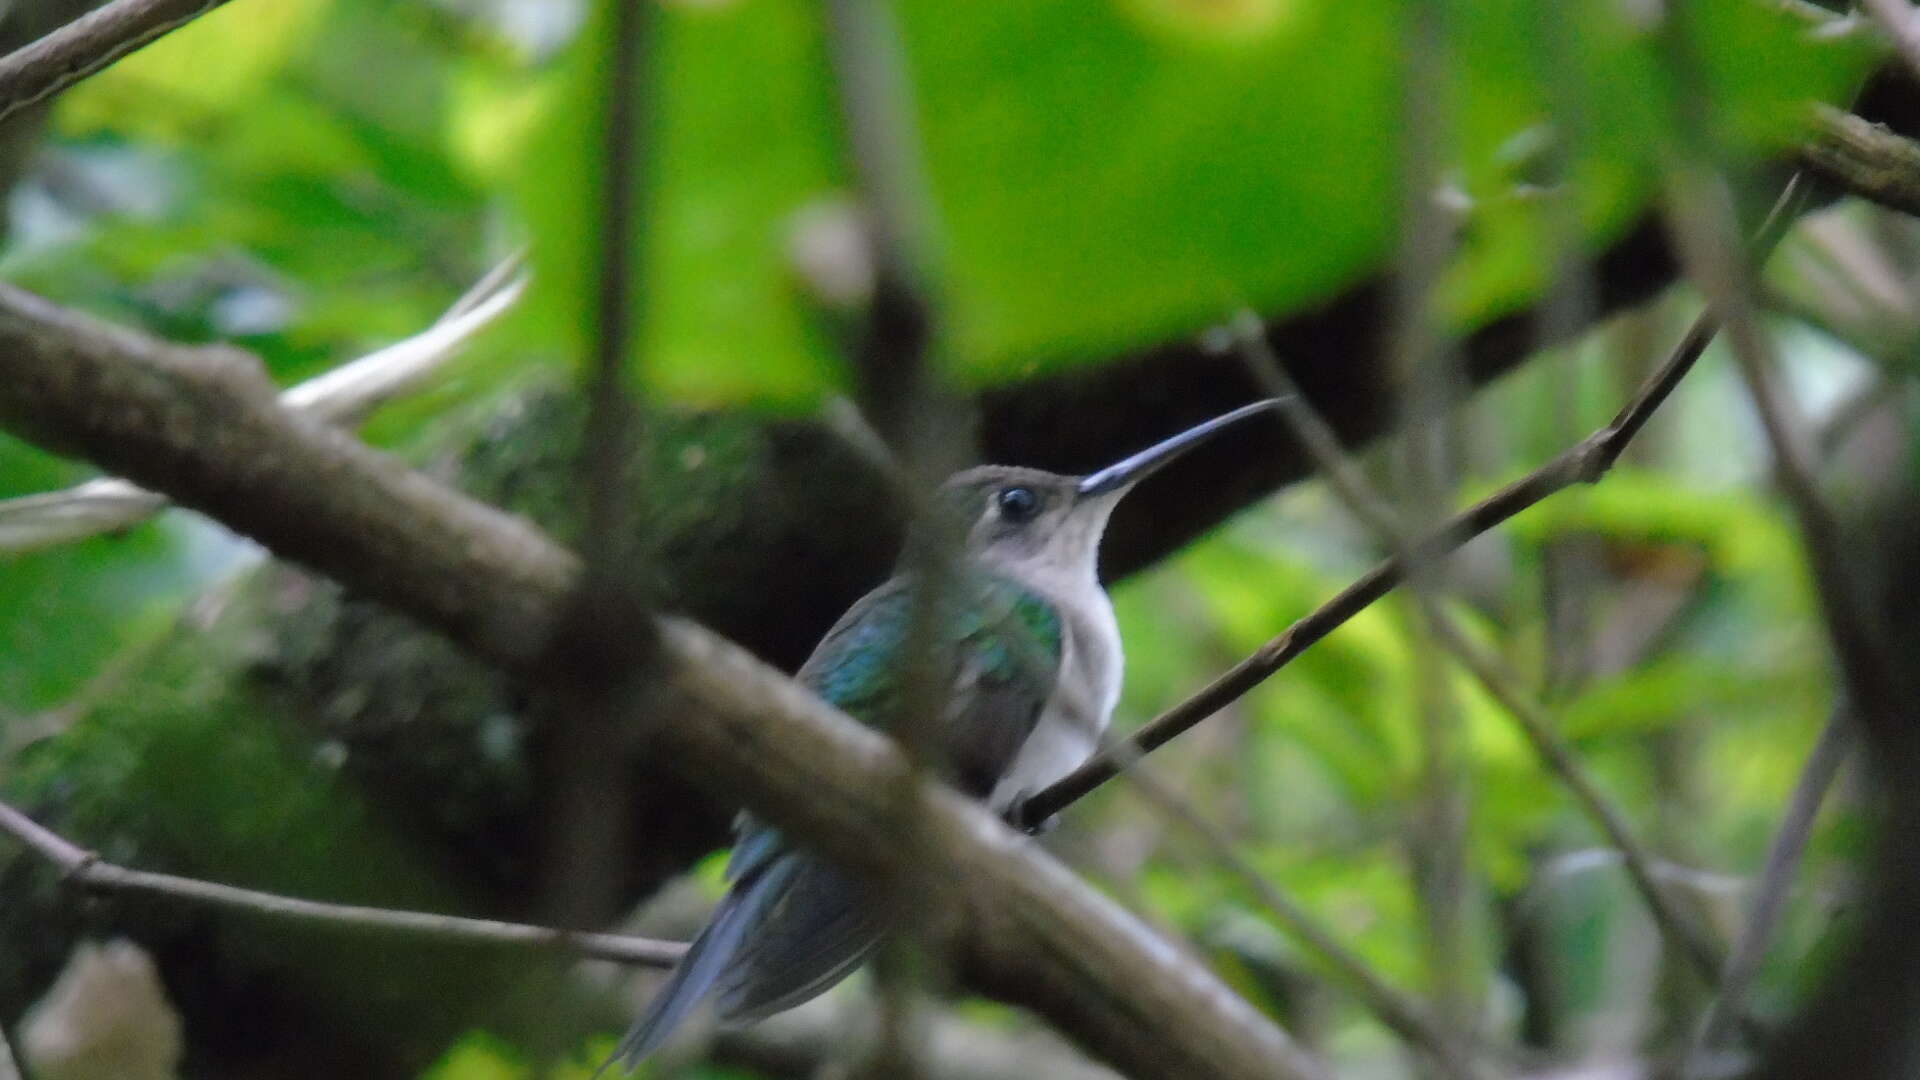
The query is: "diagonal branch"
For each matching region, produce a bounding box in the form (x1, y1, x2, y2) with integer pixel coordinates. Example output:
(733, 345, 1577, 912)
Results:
(1024, 177, 1806, 825)
(0, 0, 233, 126)
(0, 257, 526, 556)
(0, 798, 687, 967)
(1119, 765, 1498, 1079)
(1683, 707, 1853, 1077)
(1023, 319, 1715, 824)
(1229, 310, 1728, 986)
(0, 282, 1325, 1080)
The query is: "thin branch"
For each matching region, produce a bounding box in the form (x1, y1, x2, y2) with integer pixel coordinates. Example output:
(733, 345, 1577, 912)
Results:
(539, 0, 655, 930)
(1685, 708, 1853, 1077)
(0, 798, 685, 966)
(1229, 312, 1727, 985)
(0, 258, 527, 556)
(283, 256, 528, 425)
(1662, 153, 1901, 733)
(576, 0, 648, 576)
(820, 0, 952, 764)
(1120, 765, 1498, 1079)
(0, 284, 1323, 1080)
(1022, 177, 1805, 826)
(1656, 0, 1909, 1047)
(1529, 848, 1749, 901)
(1021, 310, 1716, 825)
(1385, 2, 1478, 1026)
(1732, 336, 1897, 725)
(1423, 613, 1728, 981)
(823, 0, 937, 311)
(1194, 178, 1810, 995)
(0, 0, 232, 126)
(822, 3, 967, 1071)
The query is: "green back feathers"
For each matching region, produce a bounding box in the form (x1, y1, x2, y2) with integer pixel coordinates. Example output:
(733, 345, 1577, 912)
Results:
(800, 573, 1062, 728)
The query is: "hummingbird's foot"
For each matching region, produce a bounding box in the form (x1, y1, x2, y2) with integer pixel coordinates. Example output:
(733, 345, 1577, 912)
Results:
(1004, 794, 1059, 836)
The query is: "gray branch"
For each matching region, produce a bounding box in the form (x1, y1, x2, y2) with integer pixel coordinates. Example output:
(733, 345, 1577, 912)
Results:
(0, 798, 687, 967)
(0, 282, 1325, 1080)
(0, 0, 233, 126)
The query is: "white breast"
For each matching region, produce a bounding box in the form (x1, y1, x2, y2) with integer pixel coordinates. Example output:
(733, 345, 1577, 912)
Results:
(987, 582, 1122, 812)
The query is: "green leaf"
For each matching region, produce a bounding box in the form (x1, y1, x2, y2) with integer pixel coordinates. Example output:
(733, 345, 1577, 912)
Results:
(419, 1032, 530, 1080)
(508, 0, 1875, 407)
(0, 440, 240, 711)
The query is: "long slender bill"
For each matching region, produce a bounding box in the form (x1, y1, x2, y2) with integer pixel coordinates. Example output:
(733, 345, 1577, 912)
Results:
(1077, 398, 1284, 497)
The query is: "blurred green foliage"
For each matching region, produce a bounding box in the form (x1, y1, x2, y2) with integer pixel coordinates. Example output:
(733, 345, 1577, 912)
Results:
(0, 0, 1886, 1074)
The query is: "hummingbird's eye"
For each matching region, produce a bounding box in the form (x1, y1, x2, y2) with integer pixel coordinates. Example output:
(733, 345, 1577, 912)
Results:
(996, 486, 1041, 523)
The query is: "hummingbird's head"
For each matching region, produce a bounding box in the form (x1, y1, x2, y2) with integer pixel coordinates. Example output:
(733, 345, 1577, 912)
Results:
(939, 399, 1283, 580)
(940, 466, 1106, 578)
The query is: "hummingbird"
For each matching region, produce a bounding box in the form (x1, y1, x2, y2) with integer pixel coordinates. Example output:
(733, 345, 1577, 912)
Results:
(602, 399, 1280, 1070)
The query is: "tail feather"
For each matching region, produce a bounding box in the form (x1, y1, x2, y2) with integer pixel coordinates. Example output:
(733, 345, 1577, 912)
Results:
(717, 857, 884, 1020)
(594, 857, 798, 1075)
(595, 848, 888, 1075)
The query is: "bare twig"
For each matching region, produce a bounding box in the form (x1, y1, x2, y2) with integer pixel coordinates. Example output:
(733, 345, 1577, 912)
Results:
(823, 0, 937, 315)
(0, 0, 232, 125)
(576, 0, 648, 576)
(1120, 766, 1497, 1079)
(1661, 157, 1899, 732)
(283, 257, 528, 424)
(820, 0, 952, 765)
(1731, 333, 1897, 725)
(1022, 178, 1805, 826)
(822, 2, 964, 1071)
(1211, 181, 1808, 997)
(1657, 0, 1897, 1019)
(1685, 708, 1853, 1077)
(540, 0, 655, 930)
(1426, 614, 1728, 983)
(0, 258, 527, 556)
(1528, 848, 1749, 902)
(0, 798, 685, 966)
(1230, 313, 1728, 986)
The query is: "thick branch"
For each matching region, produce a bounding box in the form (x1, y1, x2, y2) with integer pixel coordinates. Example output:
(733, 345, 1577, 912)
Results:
(0, 283, 575, 666)
(0, 284, 1322, 1080)
(0, 260, 524, 555)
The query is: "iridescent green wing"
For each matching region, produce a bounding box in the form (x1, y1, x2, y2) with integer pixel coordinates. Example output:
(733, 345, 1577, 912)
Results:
(793, 573, 1062, 797)
(695, 574, 1062, 1033)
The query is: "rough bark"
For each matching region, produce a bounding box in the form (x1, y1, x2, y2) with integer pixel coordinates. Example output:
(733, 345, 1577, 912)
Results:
(0, 284, 1330, 1080)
